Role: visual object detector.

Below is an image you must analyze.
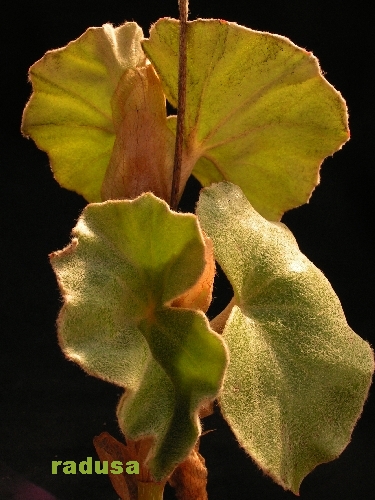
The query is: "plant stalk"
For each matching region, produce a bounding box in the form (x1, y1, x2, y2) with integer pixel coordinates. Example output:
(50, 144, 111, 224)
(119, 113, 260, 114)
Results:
(137, 481, 165, 500)
(170, 0, 189, 210)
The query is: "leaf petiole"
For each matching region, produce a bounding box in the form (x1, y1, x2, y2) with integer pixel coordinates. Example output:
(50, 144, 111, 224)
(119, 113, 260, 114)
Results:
(170, 0, 189, 210)
(137, 481, 165, 500)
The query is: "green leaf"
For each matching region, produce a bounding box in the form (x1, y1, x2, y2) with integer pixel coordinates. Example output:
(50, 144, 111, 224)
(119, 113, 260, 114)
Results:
(22, 23, 147, 202)
(143, 19, 349, 221)
(49, 193, 227, 480)
(196, 182, 373, 493)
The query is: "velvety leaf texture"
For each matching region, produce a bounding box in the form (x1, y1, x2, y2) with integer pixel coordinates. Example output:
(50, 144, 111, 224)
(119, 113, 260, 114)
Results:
(49, 194, 227, 480)
(22, 23, 147, 202)
(196, 182, 373, 493)
(143, 19, 349, 221)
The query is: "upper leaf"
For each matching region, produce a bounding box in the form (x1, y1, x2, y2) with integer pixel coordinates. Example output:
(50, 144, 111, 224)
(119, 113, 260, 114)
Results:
(143, 19, 350, 220)
(49, 193, 227, 480)
(196, 182, 373, 493)
(22, 23, 158, 202)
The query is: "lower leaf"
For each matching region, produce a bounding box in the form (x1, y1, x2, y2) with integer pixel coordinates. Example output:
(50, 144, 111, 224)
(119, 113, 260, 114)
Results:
(50, 193, 227, 481)
(196, 182, 374, 493)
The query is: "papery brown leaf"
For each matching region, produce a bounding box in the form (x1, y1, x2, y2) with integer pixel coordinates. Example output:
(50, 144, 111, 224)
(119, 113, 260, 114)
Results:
(101, 64, 174, 202)
(169, 447, 208, 500)
(127, 436, 155, 483)
(93, 432, 136, 500)
(210, 297, 236, 335)
(94, 432, 158, 500)
(198, 400, 214, 418)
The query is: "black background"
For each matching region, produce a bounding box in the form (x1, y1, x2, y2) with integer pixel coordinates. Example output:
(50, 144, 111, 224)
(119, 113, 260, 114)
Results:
(2, 1, 374, 499)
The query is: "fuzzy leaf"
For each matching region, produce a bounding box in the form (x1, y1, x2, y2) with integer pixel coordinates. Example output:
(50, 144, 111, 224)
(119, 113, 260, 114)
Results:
(196, 182, 374, 493)
(143, 19, 349, 221)
(22, 23, 150, 202)
(49, 193, 227, 480)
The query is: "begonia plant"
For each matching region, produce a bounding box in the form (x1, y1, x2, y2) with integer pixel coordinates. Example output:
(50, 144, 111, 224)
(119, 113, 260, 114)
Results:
(21, 1, 374, 499)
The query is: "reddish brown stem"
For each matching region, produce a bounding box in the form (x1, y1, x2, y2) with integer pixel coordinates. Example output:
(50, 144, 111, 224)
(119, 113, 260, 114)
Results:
(170, 0, 189, 210)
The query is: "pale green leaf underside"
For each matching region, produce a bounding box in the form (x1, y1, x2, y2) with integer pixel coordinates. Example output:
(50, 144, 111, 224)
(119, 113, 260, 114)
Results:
(22, 23, 146, 202)
(197, 182, 373, 493)
(143, 19, 349, 221)
(50, 194, 227, 480)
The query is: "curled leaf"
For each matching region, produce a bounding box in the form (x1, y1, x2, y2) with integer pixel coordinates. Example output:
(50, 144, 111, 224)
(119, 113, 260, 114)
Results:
(93, 432, 136, 500)
(50, 193, 227, 480)
(101, 63, 175, 203)
(168, 446, 208, 500)
(197, 182, 374, 493)
(170, 234, 215, 313)
(93, 432, 159, 500)
(22, 23, 176, 203)
(143, 19, 349, 220)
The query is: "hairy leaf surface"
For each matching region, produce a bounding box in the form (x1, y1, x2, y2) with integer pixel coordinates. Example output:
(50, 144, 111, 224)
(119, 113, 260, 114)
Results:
(21, 23, 170, 202)
(50, 194, 227, 480)
(197, 182, 373, 493)
(144, 19, 349, 220)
